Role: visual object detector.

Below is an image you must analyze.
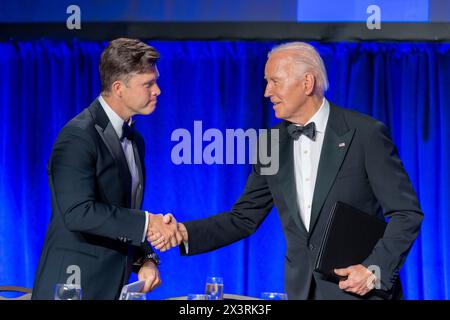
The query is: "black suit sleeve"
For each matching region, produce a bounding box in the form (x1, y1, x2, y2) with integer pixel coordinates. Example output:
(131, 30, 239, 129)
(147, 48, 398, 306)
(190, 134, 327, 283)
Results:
(48, 126, 147, 246)
(362, 121, 424, 291)
(181, 164, 274, 255)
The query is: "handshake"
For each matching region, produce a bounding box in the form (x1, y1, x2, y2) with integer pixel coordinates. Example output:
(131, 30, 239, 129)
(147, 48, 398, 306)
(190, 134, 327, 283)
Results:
(146, 213, 188, 252)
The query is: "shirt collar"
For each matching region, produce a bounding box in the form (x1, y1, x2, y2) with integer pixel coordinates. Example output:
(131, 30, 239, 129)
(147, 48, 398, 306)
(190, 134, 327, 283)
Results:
(98, 95, 132, 139)
(304, 97, 330, 133)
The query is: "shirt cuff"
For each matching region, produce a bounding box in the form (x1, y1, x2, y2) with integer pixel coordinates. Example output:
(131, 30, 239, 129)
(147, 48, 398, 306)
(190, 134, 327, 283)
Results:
(183, 241, 189, 254)
(142, 211, 149, 243)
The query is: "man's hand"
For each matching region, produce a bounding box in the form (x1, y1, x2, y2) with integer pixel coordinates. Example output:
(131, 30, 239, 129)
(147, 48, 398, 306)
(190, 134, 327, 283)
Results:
(138, 259, 161, 293)
(334, 264, 377, 296)
(177, 222, 188, 242)
(148, 217, 188, 251)
(146, 213, 182, 252)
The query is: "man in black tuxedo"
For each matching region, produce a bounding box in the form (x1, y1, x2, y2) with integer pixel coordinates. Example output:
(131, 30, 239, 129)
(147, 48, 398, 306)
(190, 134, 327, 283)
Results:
(32, 38, 180, 300)
(151, 42, 423, 299)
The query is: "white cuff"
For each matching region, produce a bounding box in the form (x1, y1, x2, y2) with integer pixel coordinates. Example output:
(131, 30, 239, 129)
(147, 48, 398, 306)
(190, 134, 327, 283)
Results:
(142, 211, 149, 243)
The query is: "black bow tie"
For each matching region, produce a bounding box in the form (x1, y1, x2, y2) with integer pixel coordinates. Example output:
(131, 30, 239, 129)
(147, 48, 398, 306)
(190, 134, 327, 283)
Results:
(121, 121, 135, 141)
(287, 122, 317, 141)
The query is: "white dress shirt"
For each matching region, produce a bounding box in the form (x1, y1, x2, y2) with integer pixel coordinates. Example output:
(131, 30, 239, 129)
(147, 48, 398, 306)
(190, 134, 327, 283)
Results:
(293, 98, 330, 232)
(98, 95, 148, 242)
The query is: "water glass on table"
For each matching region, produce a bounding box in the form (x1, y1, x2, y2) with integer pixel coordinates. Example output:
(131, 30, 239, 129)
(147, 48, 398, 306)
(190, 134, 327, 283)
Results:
(205, 276, 224, 300)
(260, 292, 288, 300)
(188, 294, 211, 300)
(124, 292, 147, 300)
(54, 284, 82, 300)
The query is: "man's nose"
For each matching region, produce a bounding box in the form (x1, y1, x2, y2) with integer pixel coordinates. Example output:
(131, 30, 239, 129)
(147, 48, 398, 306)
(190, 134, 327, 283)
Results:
(264, 84, 271, 97)
(153, 83, 161, 96)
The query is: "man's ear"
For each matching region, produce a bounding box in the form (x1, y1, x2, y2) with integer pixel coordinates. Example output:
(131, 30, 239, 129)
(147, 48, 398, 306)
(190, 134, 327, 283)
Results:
(303, 73, 316, 96)
(111, 80, 123, 98)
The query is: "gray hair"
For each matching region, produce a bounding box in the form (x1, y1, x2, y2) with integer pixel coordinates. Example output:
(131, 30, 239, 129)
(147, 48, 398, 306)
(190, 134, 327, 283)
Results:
(268, 42, 329, 94)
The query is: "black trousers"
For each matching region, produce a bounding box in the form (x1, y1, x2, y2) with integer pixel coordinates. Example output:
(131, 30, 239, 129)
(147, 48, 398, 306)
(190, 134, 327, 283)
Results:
(307, 277, 322, 300)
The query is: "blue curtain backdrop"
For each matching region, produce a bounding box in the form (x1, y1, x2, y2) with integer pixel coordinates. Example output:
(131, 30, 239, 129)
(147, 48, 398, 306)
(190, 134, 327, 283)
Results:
(0, 40, 449, 300)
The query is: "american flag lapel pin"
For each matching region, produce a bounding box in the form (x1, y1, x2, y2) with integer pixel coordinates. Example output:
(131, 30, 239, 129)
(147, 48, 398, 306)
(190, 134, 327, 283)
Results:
(338, 142, 346, 148)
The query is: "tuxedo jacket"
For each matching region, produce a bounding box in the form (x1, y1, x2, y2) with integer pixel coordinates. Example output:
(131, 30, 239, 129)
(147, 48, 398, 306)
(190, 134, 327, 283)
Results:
(182, 103, 423, 300)
(32, 99, 153, 300)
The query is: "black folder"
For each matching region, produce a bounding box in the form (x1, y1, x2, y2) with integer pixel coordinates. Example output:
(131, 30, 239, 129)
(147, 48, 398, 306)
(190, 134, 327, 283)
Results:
(314, 201, 387, 282)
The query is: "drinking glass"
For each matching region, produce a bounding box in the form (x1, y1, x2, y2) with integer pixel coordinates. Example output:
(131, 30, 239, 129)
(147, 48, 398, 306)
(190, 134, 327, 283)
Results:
(124, 292, 147, 300)
(205, 276, 224, 300)
(54, 284, 82, 300)
(187, 294, 211, 300)
(260, 292, 288, 300)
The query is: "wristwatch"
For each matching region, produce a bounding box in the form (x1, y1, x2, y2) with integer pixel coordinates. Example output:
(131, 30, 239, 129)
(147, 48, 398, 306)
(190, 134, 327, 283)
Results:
(144, 252, 161, 266)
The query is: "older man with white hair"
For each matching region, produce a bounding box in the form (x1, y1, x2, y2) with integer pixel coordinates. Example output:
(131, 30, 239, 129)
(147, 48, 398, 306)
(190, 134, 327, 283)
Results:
(151, 42, 423, 300)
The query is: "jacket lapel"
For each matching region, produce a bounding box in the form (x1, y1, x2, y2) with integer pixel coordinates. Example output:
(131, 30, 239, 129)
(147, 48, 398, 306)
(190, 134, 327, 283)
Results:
(89, 99, 132, 208)
(132, 140, 145, 209)
(309, 104, 355, 234)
